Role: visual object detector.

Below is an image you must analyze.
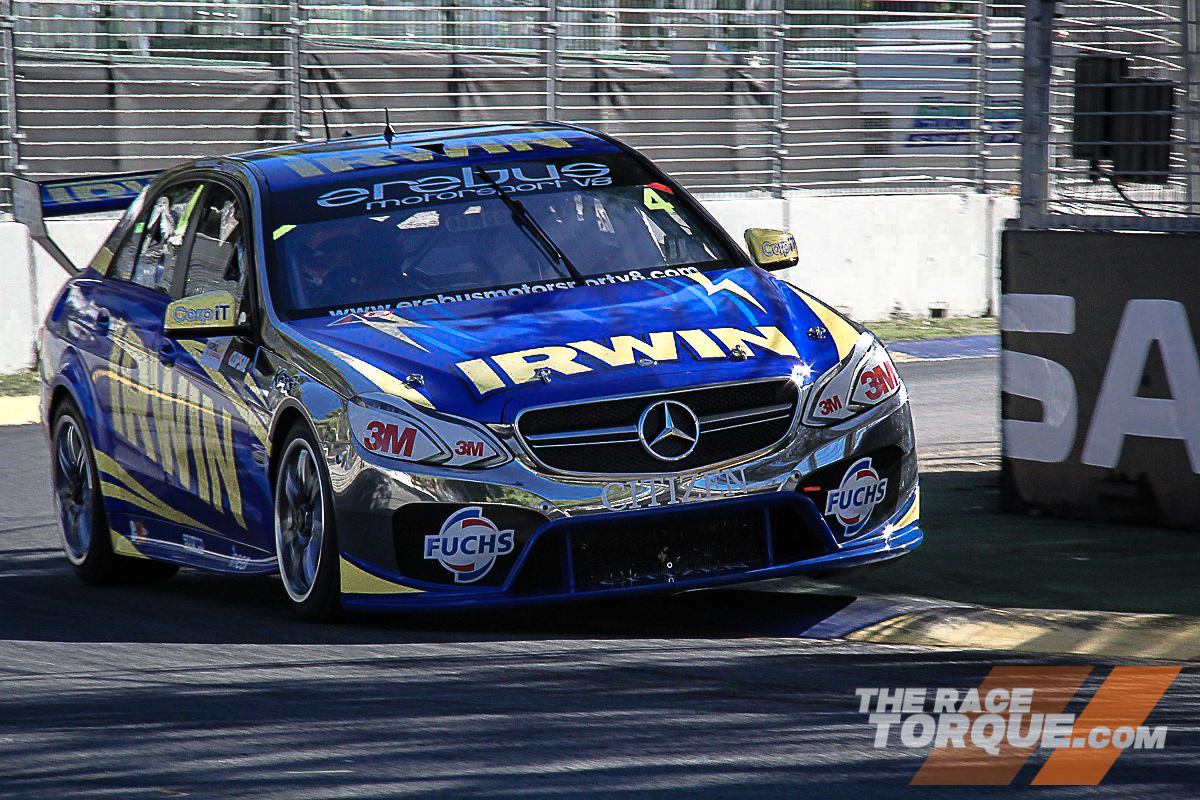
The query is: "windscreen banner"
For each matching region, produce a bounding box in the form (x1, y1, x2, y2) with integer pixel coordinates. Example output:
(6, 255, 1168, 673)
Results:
(1001, 229, 1200, 529)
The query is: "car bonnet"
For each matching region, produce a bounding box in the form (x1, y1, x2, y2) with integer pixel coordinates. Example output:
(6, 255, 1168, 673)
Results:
(285, 267, 848, 424)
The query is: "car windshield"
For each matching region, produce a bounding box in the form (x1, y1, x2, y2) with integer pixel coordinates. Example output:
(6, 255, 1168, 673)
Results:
(267, 151, 736, 317)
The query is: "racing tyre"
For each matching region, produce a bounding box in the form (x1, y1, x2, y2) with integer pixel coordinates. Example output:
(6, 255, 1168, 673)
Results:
(274, 420, 341, 622)
(52, 399, 178, 585)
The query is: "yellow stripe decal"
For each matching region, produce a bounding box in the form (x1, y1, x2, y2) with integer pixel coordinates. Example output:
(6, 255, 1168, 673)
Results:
(315, 342, 435, 409)
(110, 529, 150, 559)
(339, 557, 423, 595)
(787, 284, 860, 361)
(896, 487, 920, 529)
(100, 480, 221, 535)
(178, 340, 270, 445)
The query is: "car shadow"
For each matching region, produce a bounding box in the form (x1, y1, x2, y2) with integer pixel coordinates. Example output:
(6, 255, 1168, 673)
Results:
(0, 546, 870, 646)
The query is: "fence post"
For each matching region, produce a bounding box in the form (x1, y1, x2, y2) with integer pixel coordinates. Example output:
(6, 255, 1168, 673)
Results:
(771, 0, 786, 198)
(1, 0, 21, 192)
(545, 0, 559, 121)
(1182, 0, 1200, 211)
(973, 0, 991, 193)
(1019, 0, 1055, 228)
(286, 0, 304, 141)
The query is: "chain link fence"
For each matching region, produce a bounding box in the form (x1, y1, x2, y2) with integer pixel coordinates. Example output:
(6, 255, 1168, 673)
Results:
(1019, 0, 1200, 230)
(0, 0, 1027, 215)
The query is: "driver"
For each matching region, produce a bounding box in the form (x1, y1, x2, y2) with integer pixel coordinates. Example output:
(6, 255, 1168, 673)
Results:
(290, 224, 365, 308)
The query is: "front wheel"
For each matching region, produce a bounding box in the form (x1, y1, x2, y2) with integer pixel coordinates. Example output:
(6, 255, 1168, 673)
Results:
(52, 399, 177, 585)
(274, 421, 340, 621)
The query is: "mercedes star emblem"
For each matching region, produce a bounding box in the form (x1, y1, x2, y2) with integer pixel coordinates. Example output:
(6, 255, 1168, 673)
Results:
(638, 400, 700, 461)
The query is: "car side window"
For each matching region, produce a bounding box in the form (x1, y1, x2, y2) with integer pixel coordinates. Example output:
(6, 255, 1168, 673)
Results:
(182, 184, 247, 307)
(131, 182, 203, 294)
(109, 222, 144, 281)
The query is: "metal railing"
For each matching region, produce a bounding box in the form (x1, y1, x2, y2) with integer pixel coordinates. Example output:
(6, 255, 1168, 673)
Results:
(0, 0, 1027, 215)
(1019, 0, 1200, 230)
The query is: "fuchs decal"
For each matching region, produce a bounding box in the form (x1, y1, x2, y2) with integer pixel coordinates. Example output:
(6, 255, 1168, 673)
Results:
(424, 507, 515, 583)
(825, 457, 889, 537)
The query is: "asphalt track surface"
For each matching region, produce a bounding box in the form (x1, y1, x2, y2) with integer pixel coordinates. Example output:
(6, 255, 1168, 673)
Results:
(2, 357, 1197, 798)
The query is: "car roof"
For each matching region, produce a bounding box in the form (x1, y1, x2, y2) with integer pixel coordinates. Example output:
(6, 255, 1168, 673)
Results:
(229, 122, 624, 193)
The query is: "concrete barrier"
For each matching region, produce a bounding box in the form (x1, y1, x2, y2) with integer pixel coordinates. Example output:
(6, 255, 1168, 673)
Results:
(0, 192, 1017, 374)
(705, 192, 1018, 321)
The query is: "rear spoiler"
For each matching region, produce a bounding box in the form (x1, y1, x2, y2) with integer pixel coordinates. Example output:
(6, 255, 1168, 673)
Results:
(12, 171, 158, 276)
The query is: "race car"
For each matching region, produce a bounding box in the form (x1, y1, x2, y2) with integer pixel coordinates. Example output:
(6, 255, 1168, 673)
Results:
(23, 122, 920, 620)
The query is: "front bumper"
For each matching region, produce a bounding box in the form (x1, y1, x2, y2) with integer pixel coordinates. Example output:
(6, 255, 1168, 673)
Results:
(329, 385, 920, 611)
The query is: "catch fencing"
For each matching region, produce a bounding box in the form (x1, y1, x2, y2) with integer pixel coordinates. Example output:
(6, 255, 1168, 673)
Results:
(1019, 0, 1200, 230)
(0, 0, 1025, 215)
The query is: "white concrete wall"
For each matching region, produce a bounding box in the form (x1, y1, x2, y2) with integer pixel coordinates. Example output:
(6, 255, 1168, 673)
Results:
(0, 192, 1017, 374)
(705, 192, 1018, 322)
(0, 217, 120, 373)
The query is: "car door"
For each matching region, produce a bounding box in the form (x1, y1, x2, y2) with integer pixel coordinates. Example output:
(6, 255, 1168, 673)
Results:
(91, 179, 206, 550)
(157, 180, 276, 567)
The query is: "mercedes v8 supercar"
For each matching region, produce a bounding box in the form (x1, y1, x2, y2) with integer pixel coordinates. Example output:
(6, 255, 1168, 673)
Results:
(28, 123, 921, 619)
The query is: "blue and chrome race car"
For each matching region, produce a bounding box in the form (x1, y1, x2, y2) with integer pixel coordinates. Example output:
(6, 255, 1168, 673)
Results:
(21, 123, 920, 620)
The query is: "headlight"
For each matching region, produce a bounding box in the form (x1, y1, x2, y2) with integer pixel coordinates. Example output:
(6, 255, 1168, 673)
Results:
(349, 393, 511, 469)
(803, 333, 901, 426)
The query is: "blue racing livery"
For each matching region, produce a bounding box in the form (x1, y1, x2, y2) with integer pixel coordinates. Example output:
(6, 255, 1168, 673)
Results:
(30, 122, 921, 620)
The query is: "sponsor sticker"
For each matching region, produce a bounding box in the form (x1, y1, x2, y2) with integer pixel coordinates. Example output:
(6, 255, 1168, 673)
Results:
(424, 507, 515, 583)
(824, 457, 888, 537)
(349, 404, 443, 464)
(601, 467, 749, 512)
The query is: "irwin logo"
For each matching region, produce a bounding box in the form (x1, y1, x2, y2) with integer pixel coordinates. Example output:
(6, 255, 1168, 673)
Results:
(456, 326, 800, 395)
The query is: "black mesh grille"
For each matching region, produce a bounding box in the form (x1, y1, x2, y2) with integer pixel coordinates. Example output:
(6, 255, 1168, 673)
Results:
(518, 379, 799, 475)
(569, 510, 769, 590)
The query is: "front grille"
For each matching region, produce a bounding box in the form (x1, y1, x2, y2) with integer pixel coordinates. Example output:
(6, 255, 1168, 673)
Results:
(570, 510, 769, 590)
(517, 379, 800, 475)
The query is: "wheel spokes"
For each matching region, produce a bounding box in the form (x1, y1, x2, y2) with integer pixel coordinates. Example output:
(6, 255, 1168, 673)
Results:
(284, 465, 305, 508)
(276, 441, 326, 601)
(55, 420, 94, 564)
(56, 435, 75, 479)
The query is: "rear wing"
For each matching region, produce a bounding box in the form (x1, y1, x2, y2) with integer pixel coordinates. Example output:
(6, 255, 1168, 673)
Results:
(11, 171, 158, 275)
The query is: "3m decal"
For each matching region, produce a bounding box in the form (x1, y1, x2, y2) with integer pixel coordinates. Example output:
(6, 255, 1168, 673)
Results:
(364, 421, 419, 457)
(817, 394, 843, 417)
(825, 457, 888, 537)
(857, 361, 900, 403)
(347, 404, 443, 463)
(424, 507, 515, 583)
(454, 440, 486, 458)
(456, 325, 800, 395)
